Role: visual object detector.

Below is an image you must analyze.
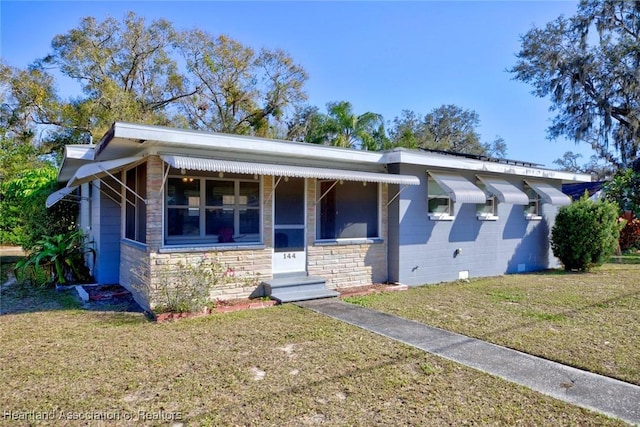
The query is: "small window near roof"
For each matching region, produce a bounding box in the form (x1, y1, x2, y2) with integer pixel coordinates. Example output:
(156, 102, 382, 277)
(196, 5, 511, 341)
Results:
(524, 184, 542, 220)
(428, 177, 454, 220)
(476, 182, 498, 221)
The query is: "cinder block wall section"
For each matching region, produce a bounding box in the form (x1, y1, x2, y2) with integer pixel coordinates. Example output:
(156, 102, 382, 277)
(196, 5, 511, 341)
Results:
(389, 164, 561, 287)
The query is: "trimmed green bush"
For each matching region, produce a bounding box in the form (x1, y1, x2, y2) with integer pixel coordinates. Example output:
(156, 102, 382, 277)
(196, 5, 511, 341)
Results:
(551, 196, 622, 271)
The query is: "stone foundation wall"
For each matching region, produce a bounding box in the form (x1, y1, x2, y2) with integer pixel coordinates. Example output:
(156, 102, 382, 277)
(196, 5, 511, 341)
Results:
(119, 241, 150, 311)
(149, 248, 273, 302)
(307, 242, 388, 288)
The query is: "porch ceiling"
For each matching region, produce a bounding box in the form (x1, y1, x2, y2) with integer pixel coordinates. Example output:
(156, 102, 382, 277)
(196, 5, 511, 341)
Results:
(161, 155, 420, 186)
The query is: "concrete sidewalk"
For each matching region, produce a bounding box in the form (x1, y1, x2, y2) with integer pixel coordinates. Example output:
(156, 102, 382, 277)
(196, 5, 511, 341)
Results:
(297, 299, 640, 426)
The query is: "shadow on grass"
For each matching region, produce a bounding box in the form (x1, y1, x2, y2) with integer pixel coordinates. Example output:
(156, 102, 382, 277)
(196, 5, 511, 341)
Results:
(0, 279, 146, 318)
(1, 254, 146, 318)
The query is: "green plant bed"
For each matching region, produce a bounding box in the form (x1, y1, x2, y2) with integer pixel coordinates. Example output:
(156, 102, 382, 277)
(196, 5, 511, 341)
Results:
(15, 230, 95, 287)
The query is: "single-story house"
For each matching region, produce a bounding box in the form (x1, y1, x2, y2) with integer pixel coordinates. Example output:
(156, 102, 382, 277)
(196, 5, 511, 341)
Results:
(48, 122, 591, 310)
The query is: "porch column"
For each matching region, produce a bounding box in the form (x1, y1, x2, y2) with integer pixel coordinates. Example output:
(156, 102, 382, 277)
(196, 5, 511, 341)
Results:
(146, 155, 164, 251)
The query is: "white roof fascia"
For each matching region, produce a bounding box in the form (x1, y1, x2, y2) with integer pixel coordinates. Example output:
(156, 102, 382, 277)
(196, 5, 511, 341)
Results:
(104, 122, 386, 166)
(384, 150, 592, 183)
(57, 144, 95, 183)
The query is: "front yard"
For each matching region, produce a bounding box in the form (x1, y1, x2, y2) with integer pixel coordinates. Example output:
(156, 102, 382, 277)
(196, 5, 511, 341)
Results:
(0, 268, 634, 426)
(345, 262, 640, 386)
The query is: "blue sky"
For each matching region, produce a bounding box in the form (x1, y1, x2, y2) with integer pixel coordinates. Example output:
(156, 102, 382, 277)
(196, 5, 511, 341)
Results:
(1, 1, 592, 168)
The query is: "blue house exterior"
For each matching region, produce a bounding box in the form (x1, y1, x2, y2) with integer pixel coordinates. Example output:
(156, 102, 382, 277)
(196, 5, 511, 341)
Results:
(386, 149, 586, 286)
(48, 123, 591, 308)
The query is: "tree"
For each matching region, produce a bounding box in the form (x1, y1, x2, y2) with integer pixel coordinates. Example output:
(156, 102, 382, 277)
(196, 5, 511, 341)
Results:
(511, 0, 640, 168)
(177, 31, 308, 137)
(389, 105, 507, 156)
(37, 12, 194, 142)
(0, 166, 77, 249)
(553, 151, 584, 172)
(307, 101, 385, 150)
(554, 151, 615, 180)
(0, 62, 61, 174)
(484, 136, 508, 159)
(13, 11, 308, 154)
(284, 105, 324, 142)
(604, 168, 640, 216)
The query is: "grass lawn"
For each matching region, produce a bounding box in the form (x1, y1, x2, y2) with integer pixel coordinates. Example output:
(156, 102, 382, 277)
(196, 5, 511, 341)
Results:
(344, 263, 640, 387)
(0, 281, 630, 426)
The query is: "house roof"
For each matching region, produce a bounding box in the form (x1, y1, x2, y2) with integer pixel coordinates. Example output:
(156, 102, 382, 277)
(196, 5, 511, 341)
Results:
(385, 148, 592, 183)
(58, 122, 591, 185)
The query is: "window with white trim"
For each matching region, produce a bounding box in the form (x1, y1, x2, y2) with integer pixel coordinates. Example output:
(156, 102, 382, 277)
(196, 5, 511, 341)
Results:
(317, 180, 379, 240)
(524, 184, 542, 219)
(476, 182, 498, 220)
(166, 176, 261, 245)
(428, 177, 454, 220)
(124, 163, 146, 243)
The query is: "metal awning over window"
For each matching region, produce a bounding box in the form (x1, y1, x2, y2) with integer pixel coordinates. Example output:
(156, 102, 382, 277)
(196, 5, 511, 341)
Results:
(161, 155, 420, 186)
(46, 186, 77, 208)
(477, 175, 529, 205)
(67, 156, 144, 187)
(525, 180, 571, 206)
(428, 172, 487, 204)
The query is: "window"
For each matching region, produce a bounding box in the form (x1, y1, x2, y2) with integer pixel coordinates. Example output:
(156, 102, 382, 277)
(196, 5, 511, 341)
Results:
(428, 177, 454, 220)
(166, 176, 260, 244)
(524, 185, 542, 220)
(124, 163, 146, 243)
(317, 181, 379, 240)
(476, 182, 498, 220)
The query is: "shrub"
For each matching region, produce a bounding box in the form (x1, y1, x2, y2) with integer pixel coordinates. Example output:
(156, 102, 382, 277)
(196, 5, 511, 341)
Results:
(136, 254, 235, 314)
(618, 212, 640, 252)
(551, 196, 621, 271)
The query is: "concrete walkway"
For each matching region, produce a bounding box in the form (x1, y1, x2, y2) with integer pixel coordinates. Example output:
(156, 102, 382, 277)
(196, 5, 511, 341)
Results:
(297, 299, 640, 426)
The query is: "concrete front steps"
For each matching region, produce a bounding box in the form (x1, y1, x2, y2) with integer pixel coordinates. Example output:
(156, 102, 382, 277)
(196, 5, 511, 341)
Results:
(263, 273, 339, 303)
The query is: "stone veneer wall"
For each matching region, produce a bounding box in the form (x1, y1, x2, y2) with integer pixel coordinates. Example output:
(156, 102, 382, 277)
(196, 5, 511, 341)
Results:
(306, 181, 389, 288)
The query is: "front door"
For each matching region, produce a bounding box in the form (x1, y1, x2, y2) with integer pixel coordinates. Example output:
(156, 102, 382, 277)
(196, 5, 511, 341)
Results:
(273, 177, 306, 274)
